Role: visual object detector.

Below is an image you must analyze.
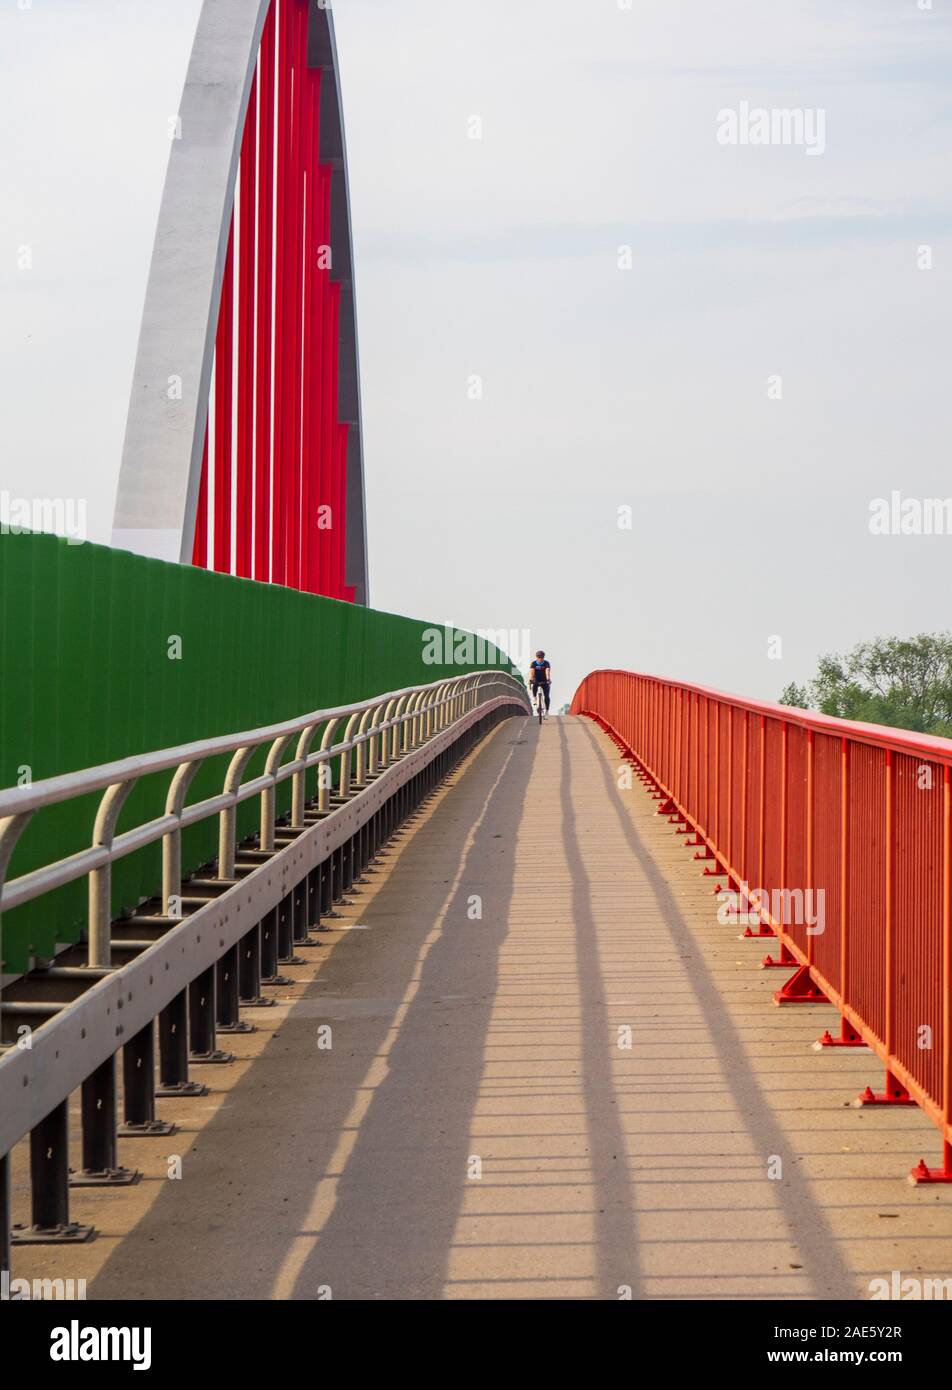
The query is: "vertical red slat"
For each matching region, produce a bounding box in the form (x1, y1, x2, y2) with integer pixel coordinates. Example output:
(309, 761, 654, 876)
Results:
(192, 426, 209, 566)
(312, 166, 330, 595)
(272, 0, 292, 586)
(254, 4, 276, 582)
(236, 70, 257, 579)
(300, 53, 320, 593)
(213, 225, 235, 574)
(281, 0, 305, 591)
(329, 281, 342, 594)
(335, 422, 348, 598)
(319, 243, 334, 596)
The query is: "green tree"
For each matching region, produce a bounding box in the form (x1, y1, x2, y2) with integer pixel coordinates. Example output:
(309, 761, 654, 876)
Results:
(779, 633, 952, 737)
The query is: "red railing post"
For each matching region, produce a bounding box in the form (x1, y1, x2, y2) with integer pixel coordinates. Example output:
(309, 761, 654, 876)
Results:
(806, 728, 814, 966)
(944, 766, 952, 1171)
(740, 709, 748, 878)
(819, 737, 864, 1045)
(757, 714, 766, 893)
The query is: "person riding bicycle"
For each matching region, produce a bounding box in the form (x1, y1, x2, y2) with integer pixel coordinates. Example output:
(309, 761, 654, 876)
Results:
(528, 651, 551, 713)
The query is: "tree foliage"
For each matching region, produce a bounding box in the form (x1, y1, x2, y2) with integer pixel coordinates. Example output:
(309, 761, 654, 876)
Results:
(779, 633, 952, 737)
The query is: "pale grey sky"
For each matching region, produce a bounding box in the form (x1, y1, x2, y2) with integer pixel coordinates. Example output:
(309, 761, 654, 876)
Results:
(2, 0, 951, 705)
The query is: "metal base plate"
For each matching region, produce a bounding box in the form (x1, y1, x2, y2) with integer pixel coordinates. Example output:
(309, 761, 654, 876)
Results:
(118, 1120, 177, 1137)
(11, 1222, 95, 1246)
(189, 1049, 234, 1065)
(216, 1021, 255, 1034)
(155, 1080, 208, 1097)
(909, 1161, 952, 1185)
(70, 1166, 140, 1188)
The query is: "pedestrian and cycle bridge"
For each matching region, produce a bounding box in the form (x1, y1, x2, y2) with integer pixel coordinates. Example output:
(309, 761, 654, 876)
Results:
(2, 0, 950, 1302)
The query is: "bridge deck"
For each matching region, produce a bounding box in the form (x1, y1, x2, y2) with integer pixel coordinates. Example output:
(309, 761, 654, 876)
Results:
(10, 716, 952, 1299)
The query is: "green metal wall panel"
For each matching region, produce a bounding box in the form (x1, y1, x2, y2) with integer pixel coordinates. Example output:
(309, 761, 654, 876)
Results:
(0, 533, 515, 975)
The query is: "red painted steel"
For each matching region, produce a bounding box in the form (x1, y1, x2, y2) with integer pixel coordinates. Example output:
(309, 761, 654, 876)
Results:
(271, 0, 291, 588)
(284, 0, 306, 592)
(571, 668, 952, 1181)
(192, 426, 209, 567)
(213, 224, 234, 574)
(236, 69, 257, 580)
(191, 0, 352, 601)
(299, 57, 319, 594)
(254, 4, 275, 583)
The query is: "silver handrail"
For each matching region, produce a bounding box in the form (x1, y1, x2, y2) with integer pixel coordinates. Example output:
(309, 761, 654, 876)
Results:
(0, 672, 530, 975)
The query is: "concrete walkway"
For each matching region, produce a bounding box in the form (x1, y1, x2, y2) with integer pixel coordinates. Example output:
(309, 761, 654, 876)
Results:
(11, 715, 952, 1299)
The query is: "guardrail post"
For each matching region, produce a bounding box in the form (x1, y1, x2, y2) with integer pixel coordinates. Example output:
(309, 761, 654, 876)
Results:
(369, 701, 388, 774)
(217, 944, 253, 1033)
(291, 721, 321, 827)
(88, 780, 136, 968)
(259, 906, 290, 984)
(391, 696, 408, 757)
(11, 1102, 92, 1246)
(342, 834, 355, 895)
(239, 922, 272, 1006)
(404, 693, 420, 751)
(188, 967, 233, 1065)
(318, 856, 333, 918)
(0, 1152, 9, 1273)
(120, 1021, 174, 1135)
(305, 866, 322, 931)
(292, 874, 316, 946)
(0, 811, 33, 1043)
(340, 712, 360, 800)
(276, 892, 302, 965)
(379, 699, 397, 767)
(317, 717, 341, 814)
(71, 1055, 138, 1186)
(163, 760, 202, 913)
(355, 706, 374, 787)
(157, 990, 207, 1096)
(260, 735, 293, 854)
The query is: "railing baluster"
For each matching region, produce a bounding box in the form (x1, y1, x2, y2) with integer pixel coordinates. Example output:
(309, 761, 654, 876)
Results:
(88, 781, 136, 969)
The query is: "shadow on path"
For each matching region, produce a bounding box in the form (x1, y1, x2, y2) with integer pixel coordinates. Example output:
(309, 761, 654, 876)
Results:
(576, 716, 858, 1299)
(556, 718, 643, 1296)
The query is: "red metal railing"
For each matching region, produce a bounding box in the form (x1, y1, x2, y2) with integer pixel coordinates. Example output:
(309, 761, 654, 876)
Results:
(571, 668, 952, 1183)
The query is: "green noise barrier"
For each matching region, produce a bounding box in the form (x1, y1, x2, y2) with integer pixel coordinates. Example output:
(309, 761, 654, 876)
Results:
(0, 532, 514, 975)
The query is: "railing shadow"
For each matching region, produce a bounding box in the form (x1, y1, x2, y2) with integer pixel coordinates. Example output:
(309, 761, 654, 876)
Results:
(83, 717, 532, 1300)
(574, 716, 858, 1298)
(554, 718, 643, 1296)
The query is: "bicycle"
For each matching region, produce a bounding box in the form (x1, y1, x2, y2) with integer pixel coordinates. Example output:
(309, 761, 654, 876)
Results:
(533, 683, 547, 725)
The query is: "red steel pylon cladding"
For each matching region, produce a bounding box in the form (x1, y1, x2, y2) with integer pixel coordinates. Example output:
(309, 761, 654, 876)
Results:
(191, 0, 354, 601)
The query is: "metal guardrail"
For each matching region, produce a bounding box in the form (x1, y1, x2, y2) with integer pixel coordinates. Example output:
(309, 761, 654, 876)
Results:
(572, 668, 952, 1185)
(0, 669, 530, 1269)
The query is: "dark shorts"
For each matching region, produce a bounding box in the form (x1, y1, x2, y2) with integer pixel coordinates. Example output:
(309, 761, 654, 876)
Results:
(530, 680, 551, 709)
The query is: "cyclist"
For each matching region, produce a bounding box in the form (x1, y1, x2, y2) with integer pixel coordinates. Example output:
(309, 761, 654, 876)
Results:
(528, 650, 551, 714)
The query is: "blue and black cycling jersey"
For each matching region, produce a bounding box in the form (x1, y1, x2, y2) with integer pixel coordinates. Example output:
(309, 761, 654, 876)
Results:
(529, 660, 549, 684)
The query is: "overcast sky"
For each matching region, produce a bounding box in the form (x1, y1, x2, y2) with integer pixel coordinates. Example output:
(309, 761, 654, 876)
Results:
(2, 0, 951, 705)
